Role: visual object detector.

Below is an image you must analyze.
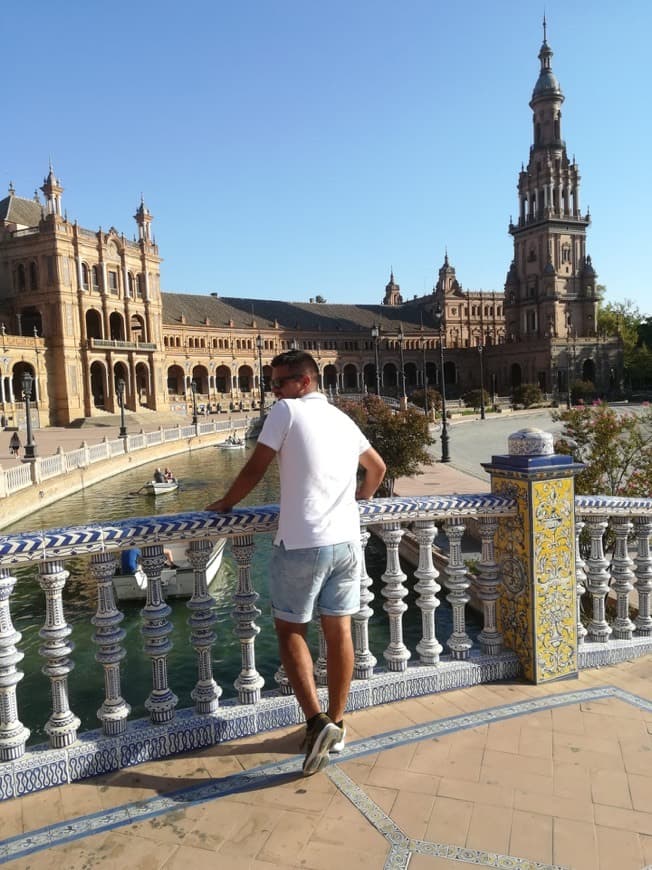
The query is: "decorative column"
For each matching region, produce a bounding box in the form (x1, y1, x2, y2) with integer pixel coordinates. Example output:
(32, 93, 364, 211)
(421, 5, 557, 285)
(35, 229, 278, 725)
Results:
(140, 544, 178, 724)
(443, 518, 472, 659)
(0, 568, 30, 760)
(378, 522, 411, 671)
(634, 517, 652, 636)
(412, 520, 442, 664)
(483, 428, 582, 683)
(573, 518, 588, 644)
(352, 528, 377, 679)
(187, 539, 221, 714)
(38, 560, 81, 747)
(584, 516, 612, 642)
(610, 518, 636, 640)
(231, 534, 264, 703)
(475, 515, 503, 655)
(90, 552, 131, 735)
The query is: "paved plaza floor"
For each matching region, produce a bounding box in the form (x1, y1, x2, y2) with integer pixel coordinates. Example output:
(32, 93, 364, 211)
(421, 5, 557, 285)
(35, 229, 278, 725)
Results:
(2, 657, 652, 869)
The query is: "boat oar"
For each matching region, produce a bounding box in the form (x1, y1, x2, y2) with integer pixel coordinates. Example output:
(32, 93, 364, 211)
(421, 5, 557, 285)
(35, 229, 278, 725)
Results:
(130, 485, 148, 495)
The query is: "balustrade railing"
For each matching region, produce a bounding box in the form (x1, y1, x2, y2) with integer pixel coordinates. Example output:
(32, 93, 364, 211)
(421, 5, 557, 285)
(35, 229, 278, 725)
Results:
(0, 494, 522, 797)
(575, 496, 652, 663)
(0, 417, 254, 503)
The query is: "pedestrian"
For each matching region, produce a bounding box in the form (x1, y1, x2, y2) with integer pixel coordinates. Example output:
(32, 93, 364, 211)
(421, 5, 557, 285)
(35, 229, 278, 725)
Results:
(206, 350, 386, 776)
(9, 432, 20, 457)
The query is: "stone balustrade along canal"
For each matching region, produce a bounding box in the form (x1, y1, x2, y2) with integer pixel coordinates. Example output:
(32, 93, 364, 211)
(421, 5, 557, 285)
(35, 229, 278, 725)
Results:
(0, 427, 651, 800)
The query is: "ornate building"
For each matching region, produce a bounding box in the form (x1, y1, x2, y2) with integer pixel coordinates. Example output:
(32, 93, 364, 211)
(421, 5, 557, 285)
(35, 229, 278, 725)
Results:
(0, 26, 621, 429)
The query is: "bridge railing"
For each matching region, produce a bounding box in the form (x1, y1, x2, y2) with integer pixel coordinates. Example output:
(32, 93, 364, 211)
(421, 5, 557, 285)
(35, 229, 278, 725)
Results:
(2, 477, 652, 799)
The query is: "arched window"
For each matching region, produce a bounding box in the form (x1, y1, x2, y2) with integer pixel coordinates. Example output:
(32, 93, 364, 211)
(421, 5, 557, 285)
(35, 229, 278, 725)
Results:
(92, 265, 100, 291)
(29, 261, 38, 290)
(81, 262, 90, 290)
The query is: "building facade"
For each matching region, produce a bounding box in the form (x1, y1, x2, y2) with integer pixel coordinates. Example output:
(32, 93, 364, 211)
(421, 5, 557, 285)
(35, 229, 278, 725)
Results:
(0, 28, 621, 429)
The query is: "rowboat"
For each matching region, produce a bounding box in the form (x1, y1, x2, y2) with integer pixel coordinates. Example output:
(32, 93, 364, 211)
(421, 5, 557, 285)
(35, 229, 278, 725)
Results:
(144, 479, 179, 495)
(219, 436, 246, 450)
(113, 539, 227, 601)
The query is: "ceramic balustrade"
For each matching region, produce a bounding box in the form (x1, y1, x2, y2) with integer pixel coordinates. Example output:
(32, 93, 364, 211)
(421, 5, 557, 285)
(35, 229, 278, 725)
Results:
(575, 495, 652, 668)
(2, 487, 652, 798)
(0, 494, 521, 798)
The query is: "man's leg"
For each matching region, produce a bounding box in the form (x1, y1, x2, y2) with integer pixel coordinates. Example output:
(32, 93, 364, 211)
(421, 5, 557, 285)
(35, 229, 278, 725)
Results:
(274, 618, 320, 720)
(320, 614, 354, 724)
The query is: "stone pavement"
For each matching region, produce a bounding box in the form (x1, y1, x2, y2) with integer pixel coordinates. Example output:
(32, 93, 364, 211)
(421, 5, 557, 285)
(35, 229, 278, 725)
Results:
(2, 657, 652, 869)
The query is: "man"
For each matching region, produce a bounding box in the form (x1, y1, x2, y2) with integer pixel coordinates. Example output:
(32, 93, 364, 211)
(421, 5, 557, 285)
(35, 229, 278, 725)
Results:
(206, 350, 385, 776)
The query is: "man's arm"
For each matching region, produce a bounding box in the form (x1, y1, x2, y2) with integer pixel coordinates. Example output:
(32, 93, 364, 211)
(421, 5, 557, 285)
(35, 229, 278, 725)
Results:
(356, 446, 386, 499)
(205, 443, 277, 512)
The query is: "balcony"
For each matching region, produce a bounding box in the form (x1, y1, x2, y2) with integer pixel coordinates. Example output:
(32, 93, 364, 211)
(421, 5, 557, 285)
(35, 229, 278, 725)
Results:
(88, 338, 157, 351)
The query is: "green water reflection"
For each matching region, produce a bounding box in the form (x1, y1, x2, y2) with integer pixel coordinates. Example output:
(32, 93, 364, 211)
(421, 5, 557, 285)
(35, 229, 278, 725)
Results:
(6, 444, 479, 744)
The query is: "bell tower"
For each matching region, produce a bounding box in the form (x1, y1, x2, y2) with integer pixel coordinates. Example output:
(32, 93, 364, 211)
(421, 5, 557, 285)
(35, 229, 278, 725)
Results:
(504, 20, 598, 342)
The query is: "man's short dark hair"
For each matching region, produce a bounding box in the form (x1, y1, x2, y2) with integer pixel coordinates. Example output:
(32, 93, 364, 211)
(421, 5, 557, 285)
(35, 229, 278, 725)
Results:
(271, 349, 319, 379)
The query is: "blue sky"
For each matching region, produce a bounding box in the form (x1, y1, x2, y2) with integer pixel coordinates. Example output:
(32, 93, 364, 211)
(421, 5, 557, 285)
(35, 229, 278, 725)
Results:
(4, 1, 650, 312)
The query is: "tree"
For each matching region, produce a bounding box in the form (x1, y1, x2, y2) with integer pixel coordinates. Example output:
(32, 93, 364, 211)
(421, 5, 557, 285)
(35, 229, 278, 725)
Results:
(462, 388, 490, 410)
(552, 402, 652, 496)
(337, 395, 434, 496)
(512, 383, 543, 408)
(314, 294, 327, 304)
(410, 387, 442, 413)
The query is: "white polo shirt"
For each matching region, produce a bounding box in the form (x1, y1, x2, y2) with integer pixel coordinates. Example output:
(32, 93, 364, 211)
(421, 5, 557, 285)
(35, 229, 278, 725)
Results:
(258, 392, 370, 549)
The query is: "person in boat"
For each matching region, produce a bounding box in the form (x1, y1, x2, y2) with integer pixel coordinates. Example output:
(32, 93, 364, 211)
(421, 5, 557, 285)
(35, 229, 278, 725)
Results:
(120, 547, 141, 574)
(153, 468, 165, 483)
(164, 467, 175, 482)
(206, 349, 386, 777)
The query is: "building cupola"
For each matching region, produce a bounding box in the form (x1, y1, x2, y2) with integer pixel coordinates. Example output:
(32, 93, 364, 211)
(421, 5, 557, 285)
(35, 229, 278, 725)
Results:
(383, 271, 403, 306)
(134, 194, 153, 243)
(40, 161, 64, 217)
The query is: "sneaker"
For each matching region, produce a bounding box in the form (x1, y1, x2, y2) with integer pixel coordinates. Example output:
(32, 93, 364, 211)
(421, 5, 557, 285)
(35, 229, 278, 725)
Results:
(302, 713, 340, 776)
(330, 724, 346, 754)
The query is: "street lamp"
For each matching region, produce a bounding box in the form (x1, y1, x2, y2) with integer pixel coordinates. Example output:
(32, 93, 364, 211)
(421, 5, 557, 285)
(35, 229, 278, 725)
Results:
(190, 379, 198, 426)
(116, 378, 128, 438)
(371, 324, 381, 396)
(477, 341, 486, 420)
(397, 326, 407, 409)
(256, 334, 265, 419)
(422, 339, 429, 419)
(433, 303, 450, 463)
(22, 372, 37, 460)
(566, 320, 576, 410)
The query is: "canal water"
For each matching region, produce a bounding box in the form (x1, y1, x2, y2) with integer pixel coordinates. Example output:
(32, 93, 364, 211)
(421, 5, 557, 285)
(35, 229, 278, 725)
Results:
(6, 445, 479, 745)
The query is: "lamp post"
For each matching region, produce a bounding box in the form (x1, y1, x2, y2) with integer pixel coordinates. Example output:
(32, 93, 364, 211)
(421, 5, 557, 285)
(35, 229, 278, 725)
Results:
(566, 324, 577, 410)
(371, 324, 381, 396)
(433, 303, 450, 463)
(190, 379, 198, 426)
(397, 325, 407, 409)
(422, 339, 429, 419)
(116, 378, 128, 438)
(477, 341, 486, 420)
(22, 372, 37, 460)
(256, 334, 265, 419)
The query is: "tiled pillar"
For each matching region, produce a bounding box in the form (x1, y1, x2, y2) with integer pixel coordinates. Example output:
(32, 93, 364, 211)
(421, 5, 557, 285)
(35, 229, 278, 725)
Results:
(483, 427, 582, 683)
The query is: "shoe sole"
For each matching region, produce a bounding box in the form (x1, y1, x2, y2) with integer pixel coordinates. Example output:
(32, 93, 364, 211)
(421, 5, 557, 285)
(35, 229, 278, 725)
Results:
(330, 727, 347, 754)
(302, 723, 340, 776)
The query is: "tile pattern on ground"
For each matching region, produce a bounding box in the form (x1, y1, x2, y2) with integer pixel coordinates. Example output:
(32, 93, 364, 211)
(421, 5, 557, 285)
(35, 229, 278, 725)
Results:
(4, 683, 652, 867)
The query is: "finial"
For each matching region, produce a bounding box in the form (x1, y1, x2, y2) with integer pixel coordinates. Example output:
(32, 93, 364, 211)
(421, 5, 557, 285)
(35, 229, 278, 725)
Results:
(543, 12, 547, 43)
(33, 189, 40, 202)
(8, 181, 15, 194)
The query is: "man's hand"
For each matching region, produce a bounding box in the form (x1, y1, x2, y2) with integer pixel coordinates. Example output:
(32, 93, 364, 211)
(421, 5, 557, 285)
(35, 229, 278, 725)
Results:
(356, 446, 386, 499)
(205, 498, 233, 512)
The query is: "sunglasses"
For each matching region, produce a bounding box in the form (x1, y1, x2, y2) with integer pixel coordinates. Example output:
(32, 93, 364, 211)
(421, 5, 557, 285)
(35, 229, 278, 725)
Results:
(270, 374, 303, 389)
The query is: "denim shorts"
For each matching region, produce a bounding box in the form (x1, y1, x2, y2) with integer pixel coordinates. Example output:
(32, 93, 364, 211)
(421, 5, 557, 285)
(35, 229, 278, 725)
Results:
(269, 540, 362, 623)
